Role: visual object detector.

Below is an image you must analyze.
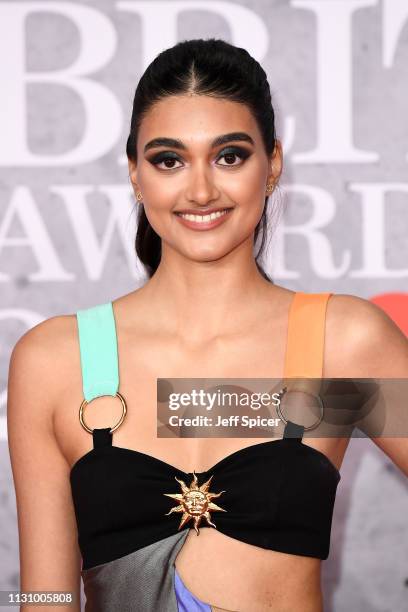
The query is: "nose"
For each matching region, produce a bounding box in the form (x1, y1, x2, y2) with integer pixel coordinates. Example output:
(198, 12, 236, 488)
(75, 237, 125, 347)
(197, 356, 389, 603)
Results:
(185, 162, 220, 206)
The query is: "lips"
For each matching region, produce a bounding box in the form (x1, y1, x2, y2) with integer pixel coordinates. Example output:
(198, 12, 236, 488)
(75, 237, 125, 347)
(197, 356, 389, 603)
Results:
(174, 207, 233, 230)
(174, 207, 233, 216)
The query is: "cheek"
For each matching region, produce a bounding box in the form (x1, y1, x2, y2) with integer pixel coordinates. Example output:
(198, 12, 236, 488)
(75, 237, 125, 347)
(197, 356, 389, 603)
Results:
(137, 163, 177, 206)
(138, 185, 175, 228)
(225, 168, 266, 213)
(236, 205, 265, 239)
(141, 183, 175, 210)
(142, 205, 166, 237)
(238, 188, 267, 227)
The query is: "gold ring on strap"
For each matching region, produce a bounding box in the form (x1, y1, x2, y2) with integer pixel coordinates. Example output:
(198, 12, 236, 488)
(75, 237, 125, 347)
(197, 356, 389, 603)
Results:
(276, 386, 324, 431)
(79, 391, 127, 434)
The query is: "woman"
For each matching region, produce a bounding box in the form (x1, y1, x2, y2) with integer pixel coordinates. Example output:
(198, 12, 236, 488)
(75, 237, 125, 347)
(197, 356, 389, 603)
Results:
(7, 38, 408, 612)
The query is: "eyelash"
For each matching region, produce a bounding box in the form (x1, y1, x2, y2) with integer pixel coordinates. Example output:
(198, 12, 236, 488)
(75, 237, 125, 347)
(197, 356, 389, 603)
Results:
(148, 147, 251, 171)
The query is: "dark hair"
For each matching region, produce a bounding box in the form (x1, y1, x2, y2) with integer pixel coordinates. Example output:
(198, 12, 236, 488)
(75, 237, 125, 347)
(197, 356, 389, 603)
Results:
(126, 38, 280, 281)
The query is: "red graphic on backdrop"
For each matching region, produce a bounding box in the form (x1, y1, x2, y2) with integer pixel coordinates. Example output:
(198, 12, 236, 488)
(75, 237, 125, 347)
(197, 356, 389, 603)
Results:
(370, 293, 408, 337)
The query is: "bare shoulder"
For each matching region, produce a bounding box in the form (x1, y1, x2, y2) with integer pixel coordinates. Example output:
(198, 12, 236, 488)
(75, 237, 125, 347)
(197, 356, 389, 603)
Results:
(11, 312, 76, 351)
(8, 312, 79, 420)
(326, 293, 408, 377)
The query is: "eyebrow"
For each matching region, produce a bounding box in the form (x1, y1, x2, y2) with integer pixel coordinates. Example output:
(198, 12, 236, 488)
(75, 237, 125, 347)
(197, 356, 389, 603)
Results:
(143, 131, 255, 154)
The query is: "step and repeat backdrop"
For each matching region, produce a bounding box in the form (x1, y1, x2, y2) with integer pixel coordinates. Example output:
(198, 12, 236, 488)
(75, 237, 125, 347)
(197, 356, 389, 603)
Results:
(0, 1, 407, 611)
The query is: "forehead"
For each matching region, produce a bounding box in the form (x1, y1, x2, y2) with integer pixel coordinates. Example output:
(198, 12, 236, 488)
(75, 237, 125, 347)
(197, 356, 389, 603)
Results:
(138, 94, 259, 146)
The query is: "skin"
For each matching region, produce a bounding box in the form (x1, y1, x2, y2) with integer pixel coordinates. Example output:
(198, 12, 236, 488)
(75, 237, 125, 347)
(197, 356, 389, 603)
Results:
(7, 94, 408, 612)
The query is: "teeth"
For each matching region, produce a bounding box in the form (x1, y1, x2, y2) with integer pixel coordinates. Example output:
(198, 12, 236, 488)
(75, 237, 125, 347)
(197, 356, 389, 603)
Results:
(178, 209, 230, 222)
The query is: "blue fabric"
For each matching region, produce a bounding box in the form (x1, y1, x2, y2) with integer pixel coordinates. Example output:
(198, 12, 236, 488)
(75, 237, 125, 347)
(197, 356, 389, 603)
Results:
(76, 302, 119, 402)
(174, 567, 212, 611)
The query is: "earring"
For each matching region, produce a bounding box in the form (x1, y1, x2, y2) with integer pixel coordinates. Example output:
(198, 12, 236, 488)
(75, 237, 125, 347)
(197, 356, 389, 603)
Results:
(266, 183, 274, 194)
(136, 191, 143, 202)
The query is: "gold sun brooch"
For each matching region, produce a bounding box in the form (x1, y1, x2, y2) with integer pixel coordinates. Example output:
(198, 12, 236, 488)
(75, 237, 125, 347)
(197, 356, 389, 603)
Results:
(163, 470, 227, 535)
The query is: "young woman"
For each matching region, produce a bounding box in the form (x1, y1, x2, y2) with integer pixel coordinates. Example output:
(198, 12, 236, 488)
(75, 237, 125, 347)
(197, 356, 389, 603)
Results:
(7, 38, 408, 612)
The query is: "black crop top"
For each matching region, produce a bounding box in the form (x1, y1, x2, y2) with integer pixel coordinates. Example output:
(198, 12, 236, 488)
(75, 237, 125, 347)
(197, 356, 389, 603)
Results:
(71, 425, 340, 571)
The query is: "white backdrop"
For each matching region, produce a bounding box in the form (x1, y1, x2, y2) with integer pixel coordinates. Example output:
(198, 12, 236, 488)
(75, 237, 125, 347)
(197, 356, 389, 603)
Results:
(1, 1, 407, 610)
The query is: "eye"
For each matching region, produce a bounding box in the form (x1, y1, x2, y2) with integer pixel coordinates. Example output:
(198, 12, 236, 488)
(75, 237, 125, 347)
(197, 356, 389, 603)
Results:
(216, 147, 251, 167)
(149, 152, 183, 170)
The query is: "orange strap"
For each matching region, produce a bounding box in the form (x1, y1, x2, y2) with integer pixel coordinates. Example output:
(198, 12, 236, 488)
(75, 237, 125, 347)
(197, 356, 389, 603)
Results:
(283, 292, 333, 379)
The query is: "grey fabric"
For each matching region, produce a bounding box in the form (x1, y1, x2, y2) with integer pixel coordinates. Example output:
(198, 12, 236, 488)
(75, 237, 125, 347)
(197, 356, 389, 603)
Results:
(82, 530, 190, 611)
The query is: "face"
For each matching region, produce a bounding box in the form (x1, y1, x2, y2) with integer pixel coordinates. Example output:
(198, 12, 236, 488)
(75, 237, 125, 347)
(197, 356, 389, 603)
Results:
(128, 94, 282, 265)
(183, 490, 208, 516)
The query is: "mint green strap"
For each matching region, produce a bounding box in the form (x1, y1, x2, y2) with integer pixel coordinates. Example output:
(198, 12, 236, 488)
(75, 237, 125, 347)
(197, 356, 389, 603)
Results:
(76, 302, 119, 402)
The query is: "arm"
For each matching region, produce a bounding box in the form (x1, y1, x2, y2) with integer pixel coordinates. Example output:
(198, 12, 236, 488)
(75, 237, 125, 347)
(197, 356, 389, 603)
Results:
(7, 318, 82, 611)
(334, 294, 408, 476)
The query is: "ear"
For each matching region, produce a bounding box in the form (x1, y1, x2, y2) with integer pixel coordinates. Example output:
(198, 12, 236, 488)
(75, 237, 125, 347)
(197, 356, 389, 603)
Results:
(267, 139, 283, 186)
(128, 158, 138, 188)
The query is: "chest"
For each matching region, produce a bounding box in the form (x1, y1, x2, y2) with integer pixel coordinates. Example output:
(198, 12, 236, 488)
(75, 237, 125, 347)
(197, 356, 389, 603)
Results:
(56, 307, 347, 474)
(60, 324, 286, 467)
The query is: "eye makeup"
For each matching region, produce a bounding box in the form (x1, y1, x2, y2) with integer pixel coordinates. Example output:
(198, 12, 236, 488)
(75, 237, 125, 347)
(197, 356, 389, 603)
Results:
(147, 146, 252, 171)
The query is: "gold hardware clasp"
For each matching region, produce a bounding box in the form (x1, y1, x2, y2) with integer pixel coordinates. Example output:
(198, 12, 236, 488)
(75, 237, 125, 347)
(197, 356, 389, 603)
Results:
(79, 391, 127, 434)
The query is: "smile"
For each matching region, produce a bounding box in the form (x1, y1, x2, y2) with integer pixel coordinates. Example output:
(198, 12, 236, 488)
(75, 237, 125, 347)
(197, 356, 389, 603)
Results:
(174, 207, 234, 231)
(176, 209, 231, 222)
